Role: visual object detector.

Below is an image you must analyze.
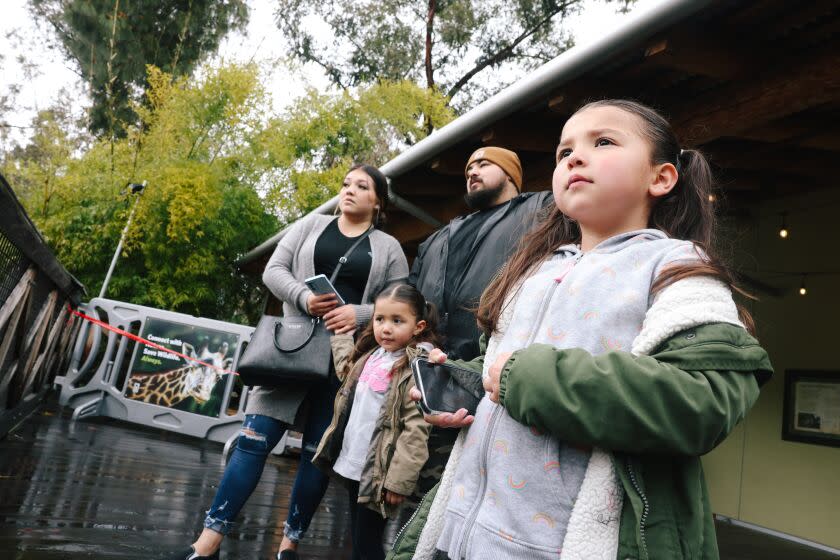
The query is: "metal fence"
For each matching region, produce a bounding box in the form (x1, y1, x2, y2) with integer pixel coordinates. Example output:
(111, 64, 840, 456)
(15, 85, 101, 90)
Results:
(0, 173, 85, 438)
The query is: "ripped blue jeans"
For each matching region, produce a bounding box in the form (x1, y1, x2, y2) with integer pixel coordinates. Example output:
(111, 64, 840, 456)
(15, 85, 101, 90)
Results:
(204, 380, 336, 541)
(204, 414, 288, 535)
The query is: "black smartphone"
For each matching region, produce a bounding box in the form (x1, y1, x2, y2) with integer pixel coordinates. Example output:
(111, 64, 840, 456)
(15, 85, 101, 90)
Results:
(411, 358, 483, 416)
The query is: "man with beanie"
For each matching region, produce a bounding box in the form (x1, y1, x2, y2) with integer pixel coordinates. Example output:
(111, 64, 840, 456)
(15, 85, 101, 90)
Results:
(409, 146, 552, 493)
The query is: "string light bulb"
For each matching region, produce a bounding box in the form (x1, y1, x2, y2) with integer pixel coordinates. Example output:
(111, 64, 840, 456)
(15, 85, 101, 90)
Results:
(779, 212, 789, 239)
(799, 275, 807, 296)
(708, 193, 716, 203)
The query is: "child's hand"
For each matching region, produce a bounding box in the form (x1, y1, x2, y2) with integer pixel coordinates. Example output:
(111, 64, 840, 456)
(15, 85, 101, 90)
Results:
(384, 490, 406, 506)
(484, 352, 512, 403)
(428, 348, 447, 362)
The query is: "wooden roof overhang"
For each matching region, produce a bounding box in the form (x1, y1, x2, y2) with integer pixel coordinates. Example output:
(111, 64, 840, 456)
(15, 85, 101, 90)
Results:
(238, 0, 840, 275)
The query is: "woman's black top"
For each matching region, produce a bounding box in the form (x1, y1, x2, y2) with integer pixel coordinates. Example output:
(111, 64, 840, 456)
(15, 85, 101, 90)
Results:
(313, 219, 372, 306)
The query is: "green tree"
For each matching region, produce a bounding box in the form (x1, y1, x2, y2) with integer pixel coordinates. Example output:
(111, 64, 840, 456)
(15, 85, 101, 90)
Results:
(29, 0, 249, 137)
(276, 0, 632, 110)
(256, 79, 456, 222)
(5, 63, 453, 322)
(2, 96, 87, 221)
(8, 64, 277, 323)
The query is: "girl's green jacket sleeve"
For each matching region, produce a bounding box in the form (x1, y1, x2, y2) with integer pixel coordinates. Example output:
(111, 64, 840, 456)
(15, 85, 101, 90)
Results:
(498, 323, 772, 456)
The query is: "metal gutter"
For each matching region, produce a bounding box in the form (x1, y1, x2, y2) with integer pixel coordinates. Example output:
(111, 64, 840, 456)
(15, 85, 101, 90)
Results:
(236, 0, 713, 268)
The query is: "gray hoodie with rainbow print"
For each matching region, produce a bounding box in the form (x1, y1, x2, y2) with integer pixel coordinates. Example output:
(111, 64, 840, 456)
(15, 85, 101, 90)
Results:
(436, 229, 700, 560)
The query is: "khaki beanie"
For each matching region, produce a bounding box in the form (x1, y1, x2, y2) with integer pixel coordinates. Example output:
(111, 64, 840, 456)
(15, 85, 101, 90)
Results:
(465, 146, 523, 192)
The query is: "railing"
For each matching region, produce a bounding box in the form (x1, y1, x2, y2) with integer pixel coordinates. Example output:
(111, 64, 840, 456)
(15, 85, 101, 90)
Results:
(0, 173, 86, 438)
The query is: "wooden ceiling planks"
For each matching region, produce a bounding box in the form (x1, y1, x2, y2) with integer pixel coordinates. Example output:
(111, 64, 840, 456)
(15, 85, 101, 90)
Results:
(386, 0, 840, 250)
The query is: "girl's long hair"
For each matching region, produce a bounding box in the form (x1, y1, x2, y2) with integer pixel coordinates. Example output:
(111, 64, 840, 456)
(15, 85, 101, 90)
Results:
(352, 284, 442, 371)
(476, 99, 755, 336)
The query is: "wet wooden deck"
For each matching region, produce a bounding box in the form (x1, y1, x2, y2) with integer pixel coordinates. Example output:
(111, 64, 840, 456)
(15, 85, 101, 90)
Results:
(0, 399, 355, 559)
(1, 398, 837, 559)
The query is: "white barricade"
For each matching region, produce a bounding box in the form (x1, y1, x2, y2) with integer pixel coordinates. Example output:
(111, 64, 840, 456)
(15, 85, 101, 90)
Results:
(55, 298, 301, 454)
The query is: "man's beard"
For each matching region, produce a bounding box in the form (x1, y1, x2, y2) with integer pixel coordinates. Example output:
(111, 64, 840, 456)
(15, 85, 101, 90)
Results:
(464, 183, 505, 210)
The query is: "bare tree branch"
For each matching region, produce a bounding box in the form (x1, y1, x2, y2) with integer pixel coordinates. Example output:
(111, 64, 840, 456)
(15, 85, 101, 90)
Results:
(106, 0, 120, 178)
(425, 0, 436, 90)
(170, 0, 193, 71)
(300, 48, 349, 90)
(445, 0, 578, 100)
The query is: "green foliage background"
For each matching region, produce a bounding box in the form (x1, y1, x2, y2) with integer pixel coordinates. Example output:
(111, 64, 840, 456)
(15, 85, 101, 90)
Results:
(3, 64, 454, 324)
(29, 0, 249, 137)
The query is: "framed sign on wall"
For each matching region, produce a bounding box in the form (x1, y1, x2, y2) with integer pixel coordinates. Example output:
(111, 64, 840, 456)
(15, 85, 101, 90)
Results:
(782, 370, 840, 447)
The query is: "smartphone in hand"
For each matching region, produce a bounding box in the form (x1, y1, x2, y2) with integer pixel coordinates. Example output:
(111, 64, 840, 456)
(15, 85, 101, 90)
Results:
(412, 358, 483, 416)
(305, 274, 346, 306)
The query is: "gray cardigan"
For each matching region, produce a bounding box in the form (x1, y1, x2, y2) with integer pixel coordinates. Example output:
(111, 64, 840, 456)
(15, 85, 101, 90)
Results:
(246, 214, 409, 423)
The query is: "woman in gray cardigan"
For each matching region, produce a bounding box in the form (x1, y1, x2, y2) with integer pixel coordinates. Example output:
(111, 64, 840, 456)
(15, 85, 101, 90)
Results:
(171, 165, 408, 560)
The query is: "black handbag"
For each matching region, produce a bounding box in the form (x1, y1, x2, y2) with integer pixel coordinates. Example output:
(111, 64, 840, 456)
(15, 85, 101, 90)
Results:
(237, 226, 373, 387)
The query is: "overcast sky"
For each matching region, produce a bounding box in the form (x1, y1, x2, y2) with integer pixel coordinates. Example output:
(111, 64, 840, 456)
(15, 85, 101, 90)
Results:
(0, 0, 662, 144)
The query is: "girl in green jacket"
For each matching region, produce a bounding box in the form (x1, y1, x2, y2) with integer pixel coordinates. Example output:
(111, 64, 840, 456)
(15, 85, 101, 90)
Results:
(314, 284, 441, 560)
(396, 100, 772, 560)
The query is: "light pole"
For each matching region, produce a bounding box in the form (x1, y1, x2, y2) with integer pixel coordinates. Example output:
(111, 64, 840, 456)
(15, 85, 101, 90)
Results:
(99, 181, 146, 299)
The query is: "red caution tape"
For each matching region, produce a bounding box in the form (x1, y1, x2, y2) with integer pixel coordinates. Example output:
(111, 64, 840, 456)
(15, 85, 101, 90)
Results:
(68, 306, 238, 376)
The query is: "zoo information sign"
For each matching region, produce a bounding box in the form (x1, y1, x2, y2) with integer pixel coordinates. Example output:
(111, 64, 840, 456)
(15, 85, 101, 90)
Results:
(124, 317, 240, 417)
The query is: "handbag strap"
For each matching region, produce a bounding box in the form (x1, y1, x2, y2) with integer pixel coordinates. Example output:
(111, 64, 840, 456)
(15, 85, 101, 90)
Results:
(329, 225, 374, 284)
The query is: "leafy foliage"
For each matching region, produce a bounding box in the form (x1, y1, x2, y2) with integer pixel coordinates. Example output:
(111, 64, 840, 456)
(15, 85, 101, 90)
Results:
(255, 79, 455, 222)
(5, 64, 275, 323)
(29, 0, 249, 137)
(276, 0, 632, 110)
(4, 63, 454, 322)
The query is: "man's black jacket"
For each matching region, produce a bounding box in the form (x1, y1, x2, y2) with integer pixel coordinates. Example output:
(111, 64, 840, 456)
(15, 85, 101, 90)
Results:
(409, 191, 553, 361)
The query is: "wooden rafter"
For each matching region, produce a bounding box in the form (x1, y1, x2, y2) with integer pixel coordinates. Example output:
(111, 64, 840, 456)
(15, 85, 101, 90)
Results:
(672, 49, 840, 146)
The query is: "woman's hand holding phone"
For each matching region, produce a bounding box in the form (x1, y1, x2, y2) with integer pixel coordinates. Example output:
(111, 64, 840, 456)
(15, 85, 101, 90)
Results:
(307, 293, 339, 316)
(409, 347, 475, 428)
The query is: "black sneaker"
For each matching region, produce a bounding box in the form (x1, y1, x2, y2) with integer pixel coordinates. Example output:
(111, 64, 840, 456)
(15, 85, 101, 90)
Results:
(277, 550, 298, 560)
(167, 546, 220, 560)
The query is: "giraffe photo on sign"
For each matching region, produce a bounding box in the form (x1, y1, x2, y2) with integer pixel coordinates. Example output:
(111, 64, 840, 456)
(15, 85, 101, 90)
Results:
(124, 317, 240, 417)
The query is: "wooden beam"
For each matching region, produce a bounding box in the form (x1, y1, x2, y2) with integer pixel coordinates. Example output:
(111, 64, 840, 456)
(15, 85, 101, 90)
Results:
(643, 34, 750, 81)
(0, 285, 30, 412)
(799, 130, 840, 152)
(0, 268, 36, 332)
(384, 214, 438, 246)
(430, 151, 472, 177)
(716, 168, 837, 198)
(738, 112, 834, 144)
(480, 115, 561, 154)
(20, 290, 59, 397)
(391, 172, 464, 196)
(754, 1, 840, 44)
(31, 302, 69, 390)
(705, 139, 838, 179)
(672, 49, 840, 146)
(47, 311, 80, 378)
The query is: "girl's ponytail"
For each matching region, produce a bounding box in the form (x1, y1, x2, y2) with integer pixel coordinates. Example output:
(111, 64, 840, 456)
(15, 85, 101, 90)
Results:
(650, 148, 715, 249)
